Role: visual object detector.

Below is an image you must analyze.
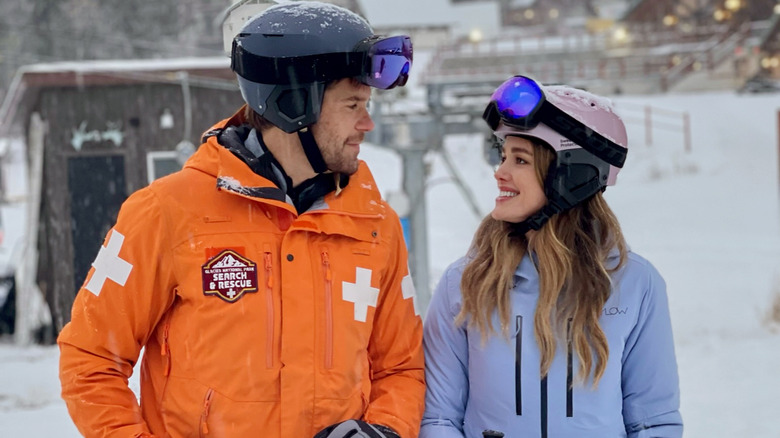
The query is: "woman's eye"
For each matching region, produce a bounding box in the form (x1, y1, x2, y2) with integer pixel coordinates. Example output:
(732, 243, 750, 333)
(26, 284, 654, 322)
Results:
(516, 157, 527, 164)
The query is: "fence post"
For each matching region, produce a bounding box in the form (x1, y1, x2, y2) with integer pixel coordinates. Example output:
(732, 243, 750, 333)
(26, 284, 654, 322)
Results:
(645, 105, 653, 146)
(683, 112, 691, 153)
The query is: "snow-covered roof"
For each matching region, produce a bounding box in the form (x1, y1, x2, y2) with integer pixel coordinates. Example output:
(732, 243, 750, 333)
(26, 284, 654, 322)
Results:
(21, 57, 229, 74)
(0, 57, 234, 138)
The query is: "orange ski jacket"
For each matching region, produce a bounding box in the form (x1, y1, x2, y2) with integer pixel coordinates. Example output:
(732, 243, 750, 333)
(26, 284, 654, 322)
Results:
(58, 114, 425, 438)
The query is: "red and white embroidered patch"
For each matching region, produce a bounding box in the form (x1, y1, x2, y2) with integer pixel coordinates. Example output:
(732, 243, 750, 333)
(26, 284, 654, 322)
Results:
(201, 249, 258, 302)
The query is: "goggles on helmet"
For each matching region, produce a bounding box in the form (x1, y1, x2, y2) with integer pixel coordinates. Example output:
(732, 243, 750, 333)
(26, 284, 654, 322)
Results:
(231, 34, 412, 90)
(482, 75, 627, 169)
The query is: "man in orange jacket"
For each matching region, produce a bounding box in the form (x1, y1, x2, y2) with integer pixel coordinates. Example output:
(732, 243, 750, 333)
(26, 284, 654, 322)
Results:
(57, 3, 423, 437)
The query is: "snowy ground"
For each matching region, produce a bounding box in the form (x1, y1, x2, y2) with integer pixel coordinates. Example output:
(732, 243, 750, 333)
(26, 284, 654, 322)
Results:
(1, 90, 779, 436)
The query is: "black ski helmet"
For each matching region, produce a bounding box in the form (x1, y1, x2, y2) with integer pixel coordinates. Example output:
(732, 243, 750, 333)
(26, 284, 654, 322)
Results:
(231, 1, 412, 134)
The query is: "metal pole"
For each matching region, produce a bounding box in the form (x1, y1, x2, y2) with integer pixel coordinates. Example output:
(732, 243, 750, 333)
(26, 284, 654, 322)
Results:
(645, 105, 652, 146)
(683, 112, 692, 153)
(177, 71, 192, 143)
(402, 147, 431, 315)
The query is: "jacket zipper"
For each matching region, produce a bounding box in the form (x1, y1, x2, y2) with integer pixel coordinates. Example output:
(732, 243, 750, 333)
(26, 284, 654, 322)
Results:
(263, 246, 274, 369)
(321, 249, 334, 370)
(566, 318, 573, 417)
(515, 315, 522, 416)
(200, 388, 214, 437)
(161, 320, 171, 377)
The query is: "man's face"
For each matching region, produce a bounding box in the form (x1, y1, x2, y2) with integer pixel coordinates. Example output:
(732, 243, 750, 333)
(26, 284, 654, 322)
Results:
(311, 78, 375, 175)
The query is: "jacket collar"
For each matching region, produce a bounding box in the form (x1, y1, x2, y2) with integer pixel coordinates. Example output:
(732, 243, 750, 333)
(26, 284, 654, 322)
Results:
(186, 111, 388, 221)
(513, 245, 623, 283)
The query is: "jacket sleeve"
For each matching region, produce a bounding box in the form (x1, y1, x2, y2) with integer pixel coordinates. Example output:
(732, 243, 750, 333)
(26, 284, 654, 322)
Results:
(419, 263, 467, 438)
(621, 262, 683, 438)
(363, 215, 425, 438)
(58, 188, 176, 438)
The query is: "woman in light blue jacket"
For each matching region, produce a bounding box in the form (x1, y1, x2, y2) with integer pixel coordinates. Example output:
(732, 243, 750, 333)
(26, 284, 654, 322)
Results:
(421, 75, 682, 438)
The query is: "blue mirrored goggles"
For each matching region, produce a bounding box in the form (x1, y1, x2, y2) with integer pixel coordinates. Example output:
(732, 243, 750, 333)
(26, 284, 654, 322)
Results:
(482, 75, 627, 169)
(232, 34, 412, 90)
(353, 35, 412, 88)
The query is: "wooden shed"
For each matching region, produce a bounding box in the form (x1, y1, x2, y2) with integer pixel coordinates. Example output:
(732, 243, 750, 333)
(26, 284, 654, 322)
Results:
(0, 58, 245, 335)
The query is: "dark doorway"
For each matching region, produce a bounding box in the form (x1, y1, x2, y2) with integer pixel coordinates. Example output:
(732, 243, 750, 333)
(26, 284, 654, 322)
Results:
(0, 275, 15, 335)
(67, 155, 127, 291)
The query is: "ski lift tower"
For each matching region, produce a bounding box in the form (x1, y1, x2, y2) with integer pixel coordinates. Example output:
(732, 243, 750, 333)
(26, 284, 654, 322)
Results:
(368, 79, 492, 315)
(368, 91, 441, 314)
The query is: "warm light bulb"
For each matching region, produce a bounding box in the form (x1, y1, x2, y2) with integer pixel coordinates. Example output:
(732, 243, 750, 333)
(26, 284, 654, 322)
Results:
(468, 28, 483, 43)
(612, 26, 629, 43)
(724, 0, 740, 12)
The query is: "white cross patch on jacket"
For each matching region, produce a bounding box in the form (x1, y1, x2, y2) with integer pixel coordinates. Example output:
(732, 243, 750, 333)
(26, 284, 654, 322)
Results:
(342, 267, 379, 322)
(85, 229, 133, 296)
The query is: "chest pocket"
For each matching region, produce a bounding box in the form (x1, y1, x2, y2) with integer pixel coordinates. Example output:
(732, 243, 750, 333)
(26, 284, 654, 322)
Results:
(318, 239, 383, 365)
(166, 233, 281, 393)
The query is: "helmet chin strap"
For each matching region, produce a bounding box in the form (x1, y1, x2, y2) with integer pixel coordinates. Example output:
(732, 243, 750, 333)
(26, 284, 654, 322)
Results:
(508, 149, 609, 237)
(297, 128, 329, 174)
(509, 204, 561, 237)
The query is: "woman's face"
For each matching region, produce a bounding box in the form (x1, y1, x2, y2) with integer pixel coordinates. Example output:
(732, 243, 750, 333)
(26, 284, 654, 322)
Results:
(490, 136, 548, 223)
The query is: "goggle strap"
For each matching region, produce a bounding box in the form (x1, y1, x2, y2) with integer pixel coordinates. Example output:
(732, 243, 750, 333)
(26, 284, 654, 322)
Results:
(536, 103, 627, 168)
(232, 42, 364, 85)
(482, 102, 501, 131)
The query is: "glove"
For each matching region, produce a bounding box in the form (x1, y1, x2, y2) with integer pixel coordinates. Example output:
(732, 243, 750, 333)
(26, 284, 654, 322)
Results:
(313, 419, 400, 438)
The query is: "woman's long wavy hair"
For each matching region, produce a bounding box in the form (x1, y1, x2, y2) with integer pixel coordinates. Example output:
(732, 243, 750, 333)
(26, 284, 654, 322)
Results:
(456, 139, 627, 387)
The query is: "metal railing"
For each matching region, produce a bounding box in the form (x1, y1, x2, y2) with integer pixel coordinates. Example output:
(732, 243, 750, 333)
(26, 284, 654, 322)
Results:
(421, 21, 759, 93)
(615, 101, 691, 153)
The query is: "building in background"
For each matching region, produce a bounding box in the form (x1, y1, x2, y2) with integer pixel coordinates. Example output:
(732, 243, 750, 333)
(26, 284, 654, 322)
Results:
(0, 58, 243, 341)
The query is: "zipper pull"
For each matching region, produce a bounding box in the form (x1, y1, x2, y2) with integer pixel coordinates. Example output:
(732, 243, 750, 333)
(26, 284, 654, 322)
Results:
(264, 252, 273, 289)
(160, 322, 169, 355)
(161, 322, 171, 376)
(201, 389, 214, 435)
(321, 251, 331, 281)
